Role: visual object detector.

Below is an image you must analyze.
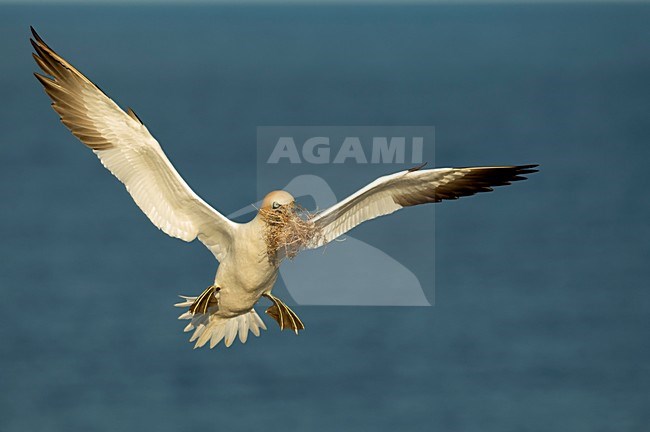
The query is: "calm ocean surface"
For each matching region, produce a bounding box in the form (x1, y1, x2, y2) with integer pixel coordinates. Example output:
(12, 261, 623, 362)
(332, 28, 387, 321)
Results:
(1, 3, 649, 431)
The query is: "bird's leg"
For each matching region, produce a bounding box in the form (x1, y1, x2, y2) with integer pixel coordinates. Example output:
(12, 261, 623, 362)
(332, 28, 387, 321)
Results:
(189, 285, 220, 315)
(263, 293, 305, 334)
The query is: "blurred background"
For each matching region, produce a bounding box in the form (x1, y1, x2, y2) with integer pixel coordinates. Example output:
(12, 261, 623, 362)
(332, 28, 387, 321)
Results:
(1, 1, 649, 431)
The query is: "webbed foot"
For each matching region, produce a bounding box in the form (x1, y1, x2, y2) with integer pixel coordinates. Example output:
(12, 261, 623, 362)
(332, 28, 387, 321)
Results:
(263, 293, 305, 334)
(188, 285, 219, 315)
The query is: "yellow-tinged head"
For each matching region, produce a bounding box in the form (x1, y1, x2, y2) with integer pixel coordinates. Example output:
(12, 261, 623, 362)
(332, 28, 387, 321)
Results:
(260, 190, 295, 211)
(258, 190, 317, 264)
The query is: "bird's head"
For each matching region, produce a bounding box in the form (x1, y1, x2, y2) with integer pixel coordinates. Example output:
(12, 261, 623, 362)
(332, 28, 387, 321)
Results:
(258, 190, 318, 264)
(260, 190, 295, 213)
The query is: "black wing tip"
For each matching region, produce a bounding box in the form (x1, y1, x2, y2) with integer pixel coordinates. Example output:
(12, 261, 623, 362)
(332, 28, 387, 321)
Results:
(30, 27, 55, 63)
(458, 164, 539, 188)
(30, 37, 41, 53)
(30, 29, 49, 68)
(513, 164, 539, 177)
(498, 165, 538, 183)
(479, 164, 539, 178)
(30, 26, 44, 46)
(33, 71, 47, 81)
(515, 163, 539, 172)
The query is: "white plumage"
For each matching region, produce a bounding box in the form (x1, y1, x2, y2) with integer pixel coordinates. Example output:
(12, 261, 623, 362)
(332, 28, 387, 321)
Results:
(31, 28, 537, 349)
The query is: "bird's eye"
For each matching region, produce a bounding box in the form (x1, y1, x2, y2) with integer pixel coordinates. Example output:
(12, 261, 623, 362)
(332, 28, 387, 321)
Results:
(272, 202, 280, 209)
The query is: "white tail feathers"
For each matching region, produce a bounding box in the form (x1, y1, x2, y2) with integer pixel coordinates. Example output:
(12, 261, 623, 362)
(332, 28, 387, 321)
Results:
(175, 296, 266, 349)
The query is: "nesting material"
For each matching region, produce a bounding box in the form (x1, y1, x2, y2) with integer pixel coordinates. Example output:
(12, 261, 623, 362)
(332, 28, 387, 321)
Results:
(259, 203, 321, 264)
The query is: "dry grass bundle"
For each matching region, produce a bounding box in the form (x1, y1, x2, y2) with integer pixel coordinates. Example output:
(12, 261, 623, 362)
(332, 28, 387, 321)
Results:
(259, 203, 321, 264)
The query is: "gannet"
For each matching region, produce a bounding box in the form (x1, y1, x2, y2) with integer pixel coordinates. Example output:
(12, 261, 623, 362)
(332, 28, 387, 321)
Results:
(31, 28, 538, 348)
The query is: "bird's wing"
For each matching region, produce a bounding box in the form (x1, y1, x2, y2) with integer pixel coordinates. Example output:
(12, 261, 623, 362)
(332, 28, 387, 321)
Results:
(307, 164, 538, 248)
(31, 27, 236, 261)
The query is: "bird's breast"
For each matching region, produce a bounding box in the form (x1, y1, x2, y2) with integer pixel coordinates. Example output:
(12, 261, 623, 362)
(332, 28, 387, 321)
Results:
(214, 220, 279, 312)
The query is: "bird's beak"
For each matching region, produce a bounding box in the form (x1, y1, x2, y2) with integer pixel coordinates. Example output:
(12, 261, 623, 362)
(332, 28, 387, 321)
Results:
(276, 202, 293, 212)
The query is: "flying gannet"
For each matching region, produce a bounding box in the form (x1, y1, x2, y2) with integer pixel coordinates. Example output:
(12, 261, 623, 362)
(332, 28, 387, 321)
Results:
(31, 28, 538, 348)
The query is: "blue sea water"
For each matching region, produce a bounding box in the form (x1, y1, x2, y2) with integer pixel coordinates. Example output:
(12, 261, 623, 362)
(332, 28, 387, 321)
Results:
(1, 3, 649, 431)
